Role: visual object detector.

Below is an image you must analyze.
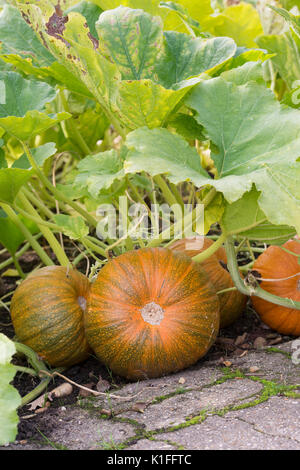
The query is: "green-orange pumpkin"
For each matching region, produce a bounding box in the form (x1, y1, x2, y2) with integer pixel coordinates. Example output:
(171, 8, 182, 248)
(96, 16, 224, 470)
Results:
(85, 247, 220, 380)
(10, 266, 91, 367)
(251, 240, 300, 336)
(170, 237, 247, 328)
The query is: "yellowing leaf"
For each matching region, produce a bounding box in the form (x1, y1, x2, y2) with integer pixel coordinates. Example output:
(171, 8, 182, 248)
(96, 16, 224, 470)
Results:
(205, 3, 264, 48)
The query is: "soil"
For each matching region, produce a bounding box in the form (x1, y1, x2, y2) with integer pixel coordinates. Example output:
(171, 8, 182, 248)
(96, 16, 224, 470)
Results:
(0, 243, 295, 445)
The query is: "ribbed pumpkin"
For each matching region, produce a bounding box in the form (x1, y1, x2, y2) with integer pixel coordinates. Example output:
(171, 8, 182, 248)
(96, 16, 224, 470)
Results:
(85, 247, 220, 380)
(170, 237, 247, 328)
(10, 266, 91, 367)
(251, 240, 300, 336)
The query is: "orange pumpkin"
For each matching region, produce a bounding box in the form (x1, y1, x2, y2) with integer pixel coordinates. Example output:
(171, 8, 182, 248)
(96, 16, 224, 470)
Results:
(85, 247, 220, 380)
(251, 240, 300, 336)
(10, 266, 91, 367)
(170, 237, 247, 328)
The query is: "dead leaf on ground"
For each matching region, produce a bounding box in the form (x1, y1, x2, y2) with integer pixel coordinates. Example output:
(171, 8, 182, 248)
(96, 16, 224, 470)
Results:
(96, 378, 111, 393)
(131, 402, 147, 413)
(28, 382, 73, 410)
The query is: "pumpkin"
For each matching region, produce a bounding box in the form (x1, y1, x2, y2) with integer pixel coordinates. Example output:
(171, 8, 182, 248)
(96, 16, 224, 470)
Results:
(251, 240, 300, 336)
(170, 237, 247, 328)
(10, 266, 91, 367)
(85, 247, 220, 380)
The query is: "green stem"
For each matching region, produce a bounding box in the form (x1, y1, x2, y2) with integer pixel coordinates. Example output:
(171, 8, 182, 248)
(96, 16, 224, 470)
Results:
(15, 365, 39, 376)
(0, 204, 54, 266)
(14, 342, 49, 373)
(148, 187, 218, 248)
(21, 378, 53, 407)
(59, 89, 92, 156)
(21, 142, 98, 228)
(81, 238, 107, 258)
(17, 193, 70, 267)
(216, 286, 238, 295)
(224, 236, 300, 310)
(192, 232, 227, 263)
(153, 175, 179, 207)
(12, 254, 26, 279)
(23, 185, 55, 220)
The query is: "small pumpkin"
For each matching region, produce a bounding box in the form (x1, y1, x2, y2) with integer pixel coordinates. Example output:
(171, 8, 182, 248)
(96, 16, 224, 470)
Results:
(85, 247, 220, 380)
(170, 237, 247, 328)
(10, 266, 91, 367)
(251, 240, 300, 336)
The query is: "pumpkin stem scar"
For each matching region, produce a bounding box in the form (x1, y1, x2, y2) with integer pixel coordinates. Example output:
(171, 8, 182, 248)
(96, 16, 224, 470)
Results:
(141, 301, 165, 325)
(78, 296, 87, 312)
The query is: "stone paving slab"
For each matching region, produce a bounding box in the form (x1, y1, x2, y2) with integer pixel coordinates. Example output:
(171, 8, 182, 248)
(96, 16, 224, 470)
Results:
(157, 408, 300, 450)
(120, 379, 263, 431)
(3, 340, 300, 451)
(83, 360, 224, 415)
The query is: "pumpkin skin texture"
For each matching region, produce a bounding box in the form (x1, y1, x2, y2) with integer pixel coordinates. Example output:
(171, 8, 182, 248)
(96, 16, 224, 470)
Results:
(85, 247, 220, 380)
(170, 238, 247, 328)
(251, 240, 300, 336)
(10, 266, 91, 367)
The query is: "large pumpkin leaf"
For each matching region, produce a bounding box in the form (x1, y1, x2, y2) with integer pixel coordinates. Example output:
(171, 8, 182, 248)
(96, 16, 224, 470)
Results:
(65, 1, 103, 38)
(0, 334, 21, 446)
(204, 3, 264, 48)
(95, 6, 236, 87)
(16, 3, 235, 130)
(256, 31, 300, 89)
(125, 126, 210, 185)
(94, 0, 214, 32)
(0, 71, 70, 140)
(96, 6, 164, 81)
(0, 5, 92, 97)
(185, 74, 300, 187)
(254, 162, 300, 235)
(0, 4, 54, 67)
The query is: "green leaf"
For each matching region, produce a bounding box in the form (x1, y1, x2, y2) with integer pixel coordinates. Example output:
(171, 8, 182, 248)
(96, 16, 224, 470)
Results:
(53, 214, 89, 239)
(0, 71, 70, 140)
(74, 149, 125, 198)
(167, 112, 205, 141)
(256, 31, 300, 89)
(125, 126, 210, 185)
(96, 6, 164, 81)
(237, 223, 296, 245)
(221, 188, 267, 235)
(254, 162, 300, 235)
(65, 1, 103, 38)
(96, 6, 236, 86)
(116, 80, 188, 129)
(0, 71, 56, 118)
(155, 33, 236, 89)
(0, 147, 7, 169)
(0, 169, 33, 204)
(269, 5, 300, 38)
(0, 210, 39, 255)
(15, 3, 235, 130)
(0, 5, 54, 67)
(0, 333, 21, 446)
(219, 60, 266, 86)
(12, 143, 57, 169)
(185, 75, 300, 201)
(159, 1, 210, 37)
